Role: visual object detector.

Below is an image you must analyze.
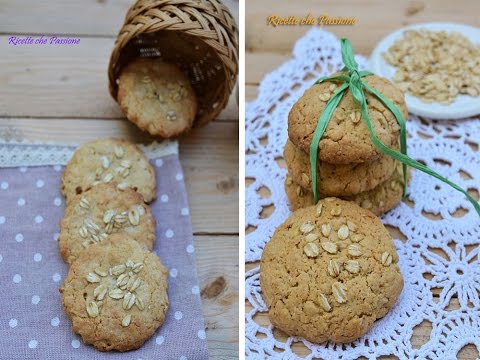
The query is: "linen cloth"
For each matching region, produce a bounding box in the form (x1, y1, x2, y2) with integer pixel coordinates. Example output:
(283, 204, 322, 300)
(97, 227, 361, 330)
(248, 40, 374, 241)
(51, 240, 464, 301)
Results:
(0, 141, 209, 359)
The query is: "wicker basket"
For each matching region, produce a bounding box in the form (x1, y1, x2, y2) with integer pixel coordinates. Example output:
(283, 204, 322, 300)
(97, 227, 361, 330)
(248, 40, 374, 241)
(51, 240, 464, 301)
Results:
(108, 0, 238, 130)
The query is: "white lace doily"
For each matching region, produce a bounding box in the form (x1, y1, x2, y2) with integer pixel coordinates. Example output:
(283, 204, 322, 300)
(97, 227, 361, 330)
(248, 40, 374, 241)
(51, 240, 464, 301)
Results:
(246, 28, 480, 359)
(0, 140, 178, 167)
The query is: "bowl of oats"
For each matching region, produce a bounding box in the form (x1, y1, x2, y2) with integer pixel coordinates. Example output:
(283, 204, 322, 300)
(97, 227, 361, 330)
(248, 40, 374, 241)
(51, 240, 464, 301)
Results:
(370, 22, 480, 119)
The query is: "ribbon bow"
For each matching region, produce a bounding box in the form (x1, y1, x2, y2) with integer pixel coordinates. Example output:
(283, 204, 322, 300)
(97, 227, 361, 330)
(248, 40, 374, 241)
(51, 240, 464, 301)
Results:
(309, 38, 480, 216)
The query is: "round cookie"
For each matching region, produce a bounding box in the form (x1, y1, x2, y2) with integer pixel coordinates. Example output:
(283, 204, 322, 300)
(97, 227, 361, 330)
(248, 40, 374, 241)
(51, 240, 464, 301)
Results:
(284, 139, 397, 196)
(59, 182, 156, 264)
(118, 58, 198, 138)
(260, 198, 404, 343)
(288, 74, 407, 164)
(60, 235, 169, 352)
(285, 164, 409, 216)
(62, 138, 156, 204)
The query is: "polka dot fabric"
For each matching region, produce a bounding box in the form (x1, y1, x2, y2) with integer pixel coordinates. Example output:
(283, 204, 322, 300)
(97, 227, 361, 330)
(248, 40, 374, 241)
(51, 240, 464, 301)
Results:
(0, 145, 208, 359)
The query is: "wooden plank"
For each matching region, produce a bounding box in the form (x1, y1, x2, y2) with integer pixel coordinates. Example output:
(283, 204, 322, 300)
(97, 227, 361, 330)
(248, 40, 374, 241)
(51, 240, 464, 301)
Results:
(245, 51, 289, 85)
(246, 0, 480, 55)
(196, 234, 239, 359)
(246, 85, 258, 102)
(0, 118, 238, 234)
(0, 0, 130, 36)
(181, 120, 239, 235)
(0, 0, 239, 36)
(0, 36, 238, 121)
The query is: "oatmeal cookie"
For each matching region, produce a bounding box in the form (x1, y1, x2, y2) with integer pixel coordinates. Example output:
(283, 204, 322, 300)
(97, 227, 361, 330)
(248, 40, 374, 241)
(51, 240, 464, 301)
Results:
(60, 235, 169, 352)
(285, 164, 410, 216)
(61, 138, 156, 204)
(288, 74, 407, 164)
(118, 58, 197, 138)
(260, 198, 403, 343)
(59, 183, 156, 264)
(284, 140, 398, 196)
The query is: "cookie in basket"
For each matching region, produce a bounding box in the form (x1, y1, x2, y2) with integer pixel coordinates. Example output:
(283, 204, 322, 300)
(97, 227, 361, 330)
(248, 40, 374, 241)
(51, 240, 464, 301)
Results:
(288, 75, 407, 164)
(61, 138, 156, 204)
(60, 235, 169, 352)
(118, 58, 198, 138)
(260, 198, 403, 343)
(284, 139, 398, 196)
(284, 164, 409, 216)
(59, 182, 156, 264)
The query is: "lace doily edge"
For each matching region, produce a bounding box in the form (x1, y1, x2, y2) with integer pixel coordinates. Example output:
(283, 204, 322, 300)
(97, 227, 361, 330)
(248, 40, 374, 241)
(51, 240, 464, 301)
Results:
(0, 139, 178, 167)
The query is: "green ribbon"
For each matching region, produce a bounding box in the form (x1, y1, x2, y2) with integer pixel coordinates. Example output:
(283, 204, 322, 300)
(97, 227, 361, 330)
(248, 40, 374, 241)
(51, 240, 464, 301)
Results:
(309, 38, 480, 216)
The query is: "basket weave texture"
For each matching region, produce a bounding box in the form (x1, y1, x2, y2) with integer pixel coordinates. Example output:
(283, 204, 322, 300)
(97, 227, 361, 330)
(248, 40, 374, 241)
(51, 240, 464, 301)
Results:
(108, 0, 238, 128)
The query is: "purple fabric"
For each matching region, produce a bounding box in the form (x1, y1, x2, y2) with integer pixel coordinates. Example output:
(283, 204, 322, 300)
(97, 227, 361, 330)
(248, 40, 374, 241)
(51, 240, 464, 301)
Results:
(0, 149, 209, 359)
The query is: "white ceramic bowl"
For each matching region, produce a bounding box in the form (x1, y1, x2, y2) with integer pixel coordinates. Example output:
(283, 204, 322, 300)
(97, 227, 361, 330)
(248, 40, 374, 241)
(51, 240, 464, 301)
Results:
(369, 22, 480, 120)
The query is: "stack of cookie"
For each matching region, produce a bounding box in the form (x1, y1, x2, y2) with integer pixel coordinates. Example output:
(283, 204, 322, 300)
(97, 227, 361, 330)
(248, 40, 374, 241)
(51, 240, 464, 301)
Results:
(57, 138, 169, 352)
(285, 75, 410, 216)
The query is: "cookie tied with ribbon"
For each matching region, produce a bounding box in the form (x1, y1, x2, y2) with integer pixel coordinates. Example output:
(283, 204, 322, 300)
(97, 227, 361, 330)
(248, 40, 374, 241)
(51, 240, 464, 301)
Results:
(308, 38, 480, 216)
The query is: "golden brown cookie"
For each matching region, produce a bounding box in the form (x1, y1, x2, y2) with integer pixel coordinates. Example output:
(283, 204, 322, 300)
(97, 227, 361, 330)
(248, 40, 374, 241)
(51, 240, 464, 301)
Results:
(59, 183, 156, 264)
(61, 138, 156, 204)
(118, 58, 197, 138)
(285, 164, 410, 216)
(284, 140, 398, 196)
(288, 74, 407, 164)
(261, 198, 404, 343)
(60, 235, 169, 352)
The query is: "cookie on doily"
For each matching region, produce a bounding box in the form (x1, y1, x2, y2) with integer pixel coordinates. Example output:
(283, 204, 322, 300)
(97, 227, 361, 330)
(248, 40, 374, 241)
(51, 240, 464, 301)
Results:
(61, 138, 156, 204)
(59, 182, 156, 264)
(284, 139, 398, 196)
(118, 58, 198, 138)
(260, 198, 403, 343)
(60, 235, 169, 352)
(288, 74, 407, 164)
(285, 164, 409, 216)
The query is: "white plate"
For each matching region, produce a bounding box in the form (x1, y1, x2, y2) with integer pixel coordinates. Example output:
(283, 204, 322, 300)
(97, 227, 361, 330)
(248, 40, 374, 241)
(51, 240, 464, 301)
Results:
(369, 22, 480, 120)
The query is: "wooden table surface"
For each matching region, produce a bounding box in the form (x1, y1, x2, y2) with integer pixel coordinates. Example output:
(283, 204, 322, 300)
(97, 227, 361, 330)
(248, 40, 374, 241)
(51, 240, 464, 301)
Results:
(0, 0, 239, 358)
(246, 1, 480, 359)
